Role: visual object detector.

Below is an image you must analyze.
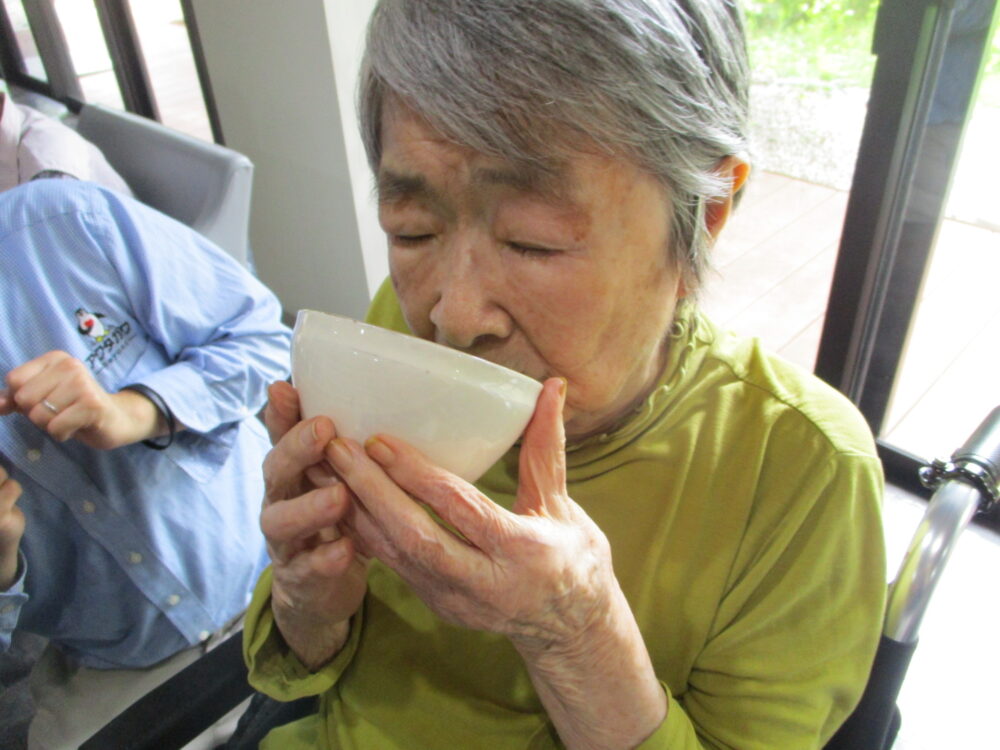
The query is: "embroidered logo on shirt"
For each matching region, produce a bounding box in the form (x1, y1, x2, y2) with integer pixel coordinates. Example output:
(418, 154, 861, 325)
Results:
(76, 308, 108, 341)
(74, 308, 136, 373)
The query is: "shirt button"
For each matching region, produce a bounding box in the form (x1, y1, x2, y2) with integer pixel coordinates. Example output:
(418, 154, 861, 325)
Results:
(82, 501, 97, 514)
(26, 449, 41, 462)
(128, 552, 143, 565)
(167, 594, 181, 606)
(199, 630, 211, 642)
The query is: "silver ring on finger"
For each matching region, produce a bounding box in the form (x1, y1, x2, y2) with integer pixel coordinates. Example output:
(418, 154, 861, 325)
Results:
(42, 399, 59, 414)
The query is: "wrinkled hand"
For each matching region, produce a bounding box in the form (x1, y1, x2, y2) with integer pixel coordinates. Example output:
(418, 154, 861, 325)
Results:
(0, 465, 24, 591)
(328, 377, 665, 749)
(260, 381, 368, 670)
(329, 378, 616, 649)
(0, 351, 164, 450)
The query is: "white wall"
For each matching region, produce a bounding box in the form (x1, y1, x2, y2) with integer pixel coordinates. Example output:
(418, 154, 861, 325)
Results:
(323, 0, 388, 300)
(189, 0, 385, 321)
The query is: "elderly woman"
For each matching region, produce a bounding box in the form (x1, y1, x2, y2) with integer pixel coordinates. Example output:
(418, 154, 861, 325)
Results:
(242, 1, 885, 748)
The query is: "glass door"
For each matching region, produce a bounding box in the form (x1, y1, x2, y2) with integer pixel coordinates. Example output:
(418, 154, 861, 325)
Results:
(815, 0, 999, 497)
(880, 9, 1000, 461)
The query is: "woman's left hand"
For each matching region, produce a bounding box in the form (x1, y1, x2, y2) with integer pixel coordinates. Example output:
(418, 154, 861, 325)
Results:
(327, 377, 666, 749)
(1, 351, 168, 450)
(328, 377, 608, 644)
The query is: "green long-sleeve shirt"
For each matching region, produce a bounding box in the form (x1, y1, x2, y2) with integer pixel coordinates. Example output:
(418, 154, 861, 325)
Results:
(244, 283, 885, 749)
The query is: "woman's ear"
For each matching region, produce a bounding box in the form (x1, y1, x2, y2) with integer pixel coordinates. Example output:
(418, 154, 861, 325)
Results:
(704, 156, 750, 241)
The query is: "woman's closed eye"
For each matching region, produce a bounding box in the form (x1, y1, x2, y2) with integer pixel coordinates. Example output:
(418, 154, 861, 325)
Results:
(507, 241, 559, 257)
(393, 233, 436, 246)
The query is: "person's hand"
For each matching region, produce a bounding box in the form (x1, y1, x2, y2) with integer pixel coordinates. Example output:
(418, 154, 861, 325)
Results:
(326, 377, 665, 749)
(0, 351, 166, 450)
(0, 465, 24, 591)
(328, 377, 615, 645)
(260, 381, 368, 671)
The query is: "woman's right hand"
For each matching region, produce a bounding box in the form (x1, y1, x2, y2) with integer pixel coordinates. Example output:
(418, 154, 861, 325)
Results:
(259, 381, 368, 671)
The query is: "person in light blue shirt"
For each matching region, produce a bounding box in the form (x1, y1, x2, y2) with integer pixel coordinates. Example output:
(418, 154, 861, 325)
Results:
(0, 179, 291, 744)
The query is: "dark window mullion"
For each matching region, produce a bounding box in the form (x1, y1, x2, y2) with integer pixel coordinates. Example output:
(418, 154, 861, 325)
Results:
(92, 0, 158, 119)
(0, 1, 28, 82)
(20, 0, 82, 99)
(817, 0, 1000, 532)
(179, 0, 223, 144)
(815, 0, 952, 421)
(857, 1, 999, 433)
(818, 0, 998, 448)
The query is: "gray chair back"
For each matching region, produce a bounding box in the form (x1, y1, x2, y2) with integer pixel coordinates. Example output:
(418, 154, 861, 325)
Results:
(76, 104, 254, 267)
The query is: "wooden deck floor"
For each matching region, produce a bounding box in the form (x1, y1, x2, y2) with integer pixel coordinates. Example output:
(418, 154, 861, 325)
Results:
(701, 171, 845, 370)
(702, 171, 1000, 460)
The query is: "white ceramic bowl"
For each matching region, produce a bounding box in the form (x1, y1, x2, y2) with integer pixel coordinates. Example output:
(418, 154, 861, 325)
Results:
(291, 309, 542, 482)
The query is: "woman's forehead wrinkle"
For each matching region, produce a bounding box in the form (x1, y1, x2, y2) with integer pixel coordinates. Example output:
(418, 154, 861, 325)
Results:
(472, 165, 542, 193)
(472, 165, 573, 205)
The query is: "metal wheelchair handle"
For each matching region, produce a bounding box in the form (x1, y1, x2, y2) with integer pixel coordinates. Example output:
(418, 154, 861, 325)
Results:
(919, 404, 1000, 509)
(884, 405, 1000, 644)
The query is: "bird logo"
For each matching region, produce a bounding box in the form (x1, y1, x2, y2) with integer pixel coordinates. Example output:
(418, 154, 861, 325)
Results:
(75, 308, 108, 342)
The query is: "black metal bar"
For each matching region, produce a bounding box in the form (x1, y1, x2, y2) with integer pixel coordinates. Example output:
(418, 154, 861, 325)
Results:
(878, 440, 932, 499)
(0, 68, 61, 101)
(21, 0, 82, 99)
(814, 0, 950, 407)
(0, 0, 27, 81)
(80, 632, 252, 750)
(179, 0, 224, 144)
(92, 0, 158, 119)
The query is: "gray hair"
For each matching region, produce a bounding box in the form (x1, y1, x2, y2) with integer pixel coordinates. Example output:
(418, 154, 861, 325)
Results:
(358, 0, 750, 292)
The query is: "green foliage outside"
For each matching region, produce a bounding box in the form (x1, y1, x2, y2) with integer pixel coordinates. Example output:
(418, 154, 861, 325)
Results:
(743, 0, 879, 29)
(743, 0, 879, 87)
(743, 0, 1000, 106)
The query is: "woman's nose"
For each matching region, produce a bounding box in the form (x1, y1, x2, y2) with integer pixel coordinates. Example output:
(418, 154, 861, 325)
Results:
(429, 247, 511, 349)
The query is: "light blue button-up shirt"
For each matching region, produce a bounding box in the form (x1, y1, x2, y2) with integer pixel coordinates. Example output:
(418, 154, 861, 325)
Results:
(0, 180, 291, 668)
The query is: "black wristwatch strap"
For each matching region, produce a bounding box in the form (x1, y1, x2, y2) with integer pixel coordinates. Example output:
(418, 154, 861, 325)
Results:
(31, 170, 77, 181)
(120, 383, 177, 450)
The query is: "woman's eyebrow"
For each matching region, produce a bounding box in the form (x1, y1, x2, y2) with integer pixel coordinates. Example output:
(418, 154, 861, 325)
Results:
(377, 165, 577, 212)
(377, 170, 432, 203)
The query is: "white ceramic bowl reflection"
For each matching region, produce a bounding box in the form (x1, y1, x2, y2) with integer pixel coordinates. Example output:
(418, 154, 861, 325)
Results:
(291, 309, 542, 482)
